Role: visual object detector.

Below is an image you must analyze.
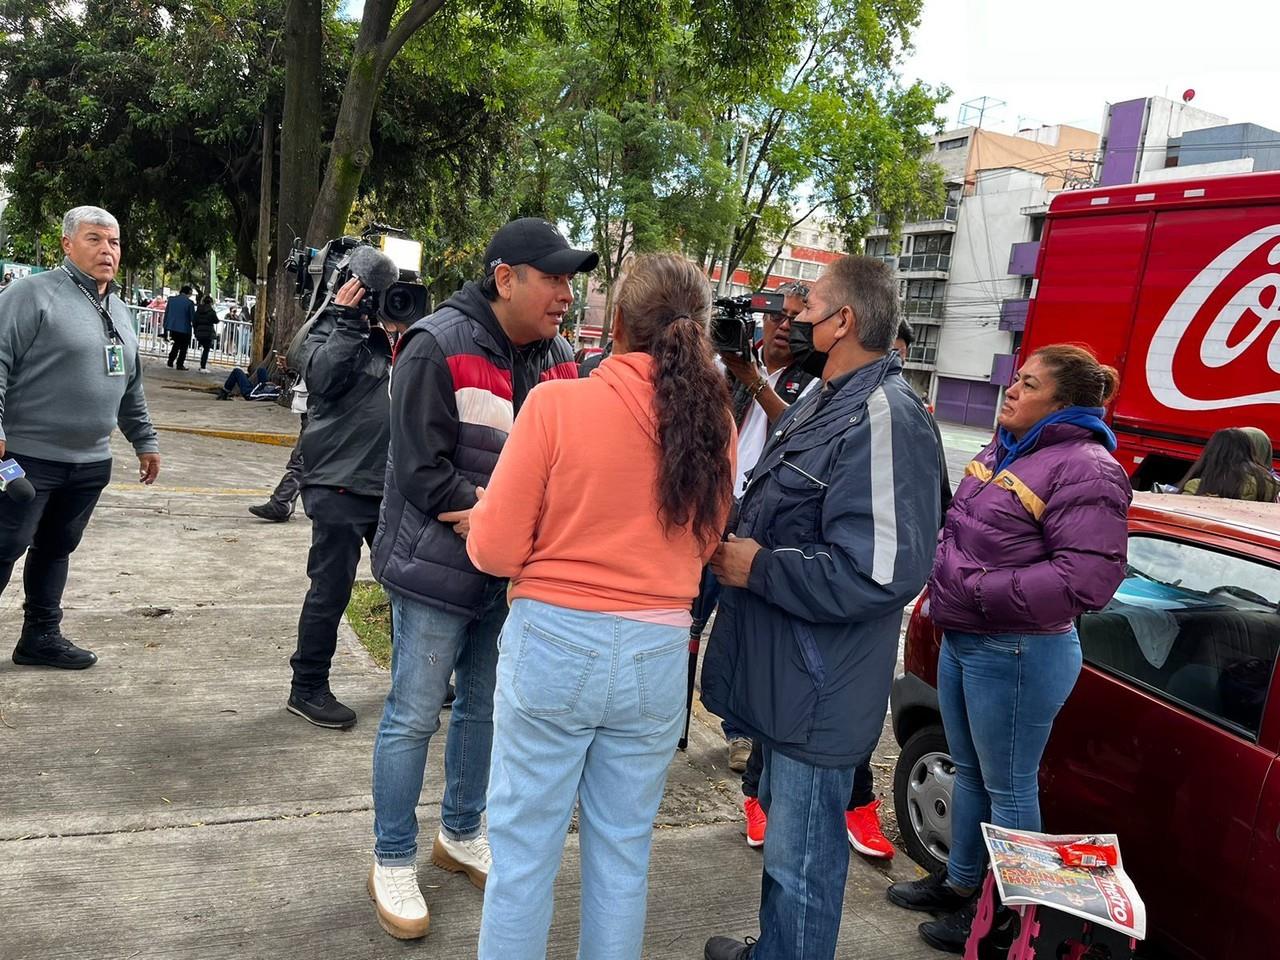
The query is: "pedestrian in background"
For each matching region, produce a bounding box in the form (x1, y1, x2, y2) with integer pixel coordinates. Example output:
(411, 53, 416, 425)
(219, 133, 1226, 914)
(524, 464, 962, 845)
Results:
(163, 285, 195, 369)
(1177, 426, 1279, 502)
(192, 294, 219, 373)
(888, 343, 1131, 953)
(469, 253, 735, 960)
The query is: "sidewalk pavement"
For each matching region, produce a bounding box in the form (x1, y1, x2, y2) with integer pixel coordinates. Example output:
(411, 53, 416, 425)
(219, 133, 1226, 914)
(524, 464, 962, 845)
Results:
(0, 360, 937, 960)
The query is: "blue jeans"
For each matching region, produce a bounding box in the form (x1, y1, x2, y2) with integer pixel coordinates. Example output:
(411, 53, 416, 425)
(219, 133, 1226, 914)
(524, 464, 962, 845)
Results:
(938, 629, 1082, 889)
(371, 585, 507, 865)
(478, 599, 688, 960)
(754, 747, 856, 960)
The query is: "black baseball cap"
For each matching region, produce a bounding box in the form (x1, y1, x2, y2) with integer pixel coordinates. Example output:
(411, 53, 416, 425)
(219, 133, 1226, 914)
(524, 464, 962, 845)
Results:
(484, 218, 599, 277)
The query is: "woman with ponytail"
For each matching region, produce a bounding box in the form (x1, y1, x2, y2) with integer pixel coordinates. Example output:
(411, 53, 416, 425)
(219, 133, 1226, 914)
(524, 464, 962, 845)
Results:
(466, 253, 735, 960)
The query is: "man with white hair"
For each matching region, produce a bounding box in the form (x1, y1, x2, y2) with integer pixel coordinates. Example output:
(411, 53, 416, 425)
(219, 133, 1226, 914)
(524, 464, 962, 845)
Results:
(0, 205, 160, 669)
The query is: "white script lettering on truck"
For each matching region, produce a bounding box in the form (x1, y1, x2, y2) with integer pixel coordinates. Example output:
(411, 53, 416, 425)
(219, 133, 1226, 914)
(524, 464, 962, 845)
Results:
(1147, 223, 1280, 411)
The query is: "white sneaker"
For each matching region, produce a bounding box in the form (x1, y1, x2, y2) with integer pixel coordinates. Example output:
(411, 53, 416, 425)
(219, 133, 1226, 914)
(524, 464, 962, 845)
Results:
(431, 831, 491, 890)
(368, 862, 430, 940)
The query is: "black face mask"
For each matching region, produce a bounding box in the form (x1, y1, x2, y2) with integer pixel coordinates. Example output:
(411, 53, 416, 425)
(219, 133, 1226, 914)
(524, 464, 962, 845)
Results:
(787, 310, 840, 379)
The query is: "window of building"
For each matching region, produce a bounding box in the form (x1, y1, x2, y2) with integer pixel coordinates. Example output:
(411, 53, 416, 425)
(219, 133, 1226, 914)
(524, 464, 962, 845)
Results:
(1079, 537, 1280, 740)
(939, 137, 969, 151)
(865, 236, 893, 258)
(800, 261, 821, 280)
(906, 323, 940, 363)
(1029, 216, 1046, 242)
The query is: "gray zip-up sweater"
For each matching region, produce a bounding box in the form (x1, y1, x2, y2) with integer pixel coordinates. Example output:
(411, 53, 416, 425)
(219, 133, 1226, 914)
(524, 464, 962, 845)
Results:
(0, 258, 158, 462)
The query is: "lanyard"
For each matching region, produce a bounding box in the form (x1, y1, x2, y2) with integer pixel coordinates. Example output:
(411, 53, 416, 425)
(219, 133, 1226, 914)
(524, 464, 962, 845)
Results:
(61, 265, 121, 343)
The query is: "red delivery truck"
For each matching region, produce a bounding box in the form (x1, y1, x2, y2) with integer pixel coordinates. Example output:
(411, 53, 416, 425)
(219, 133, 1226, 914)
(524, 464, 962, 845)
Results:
(1019, 170, 1280, 489)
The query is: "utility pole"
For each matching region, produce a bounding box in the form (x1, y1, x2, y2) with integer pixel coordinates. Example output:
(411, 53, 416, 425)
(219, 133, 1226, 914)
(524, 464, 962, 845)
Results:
(717, 128, 752, 297)
(252, 111, 273, 367)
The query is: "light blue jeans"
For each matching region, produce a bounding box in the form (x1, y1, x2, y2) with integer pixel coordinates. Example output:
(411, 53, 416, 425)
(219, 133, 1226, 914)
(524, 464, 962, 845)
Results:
(478, 599, 689, 960)
(371, 585, 507, 865)
(938, 628, 1082, 889)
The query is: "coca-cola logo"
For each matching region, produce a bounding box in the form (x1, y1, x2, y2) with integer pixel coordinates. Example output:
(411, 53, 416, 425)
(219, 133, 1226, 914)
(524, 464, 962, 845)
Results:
(1147, 223, 1280, 410)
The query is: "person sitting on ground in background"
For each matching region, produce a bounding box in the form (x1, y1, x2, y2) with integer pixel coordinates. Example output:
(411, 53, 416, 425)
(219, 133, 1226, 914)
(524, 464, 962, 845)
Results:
(216, 364, 277, 401)
(468, 252, 735, 960)
(193, 295, 219, 373)
(1177, 427, 1280, 502)
(887, 344, 1131, 954)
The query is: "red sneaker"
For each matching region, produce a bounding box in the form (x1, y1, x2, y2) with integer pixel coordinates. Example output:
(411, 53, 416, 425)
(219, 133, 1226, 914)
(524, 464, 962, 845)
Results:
(845, 798, 894, 859)
(744, 796, 767, 848)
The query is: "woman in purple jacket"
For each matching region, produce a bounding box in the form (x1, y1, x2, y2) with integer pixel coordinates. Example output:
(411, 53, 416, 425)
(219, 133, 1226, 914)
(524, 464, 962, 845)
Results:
(888, 344, 1132, 953)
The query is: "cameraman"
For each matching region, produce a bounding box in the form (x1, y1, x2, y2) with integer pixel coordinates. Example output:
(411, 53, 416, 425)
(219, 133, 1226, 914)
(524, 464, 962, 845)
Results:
(286, 276, 403, 730)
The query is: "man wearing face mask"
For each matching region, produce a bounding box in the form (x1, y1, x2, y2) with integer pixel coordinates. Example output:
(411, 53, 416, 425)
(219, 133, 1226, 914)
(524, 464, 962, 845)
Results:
(701, 256, 942, 960)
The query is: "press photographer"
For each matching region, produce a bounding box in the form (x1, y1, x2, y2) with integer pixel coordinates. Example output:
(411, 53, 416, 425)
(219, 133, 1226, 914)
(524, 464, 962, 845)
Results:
(284, 233, 422, 730)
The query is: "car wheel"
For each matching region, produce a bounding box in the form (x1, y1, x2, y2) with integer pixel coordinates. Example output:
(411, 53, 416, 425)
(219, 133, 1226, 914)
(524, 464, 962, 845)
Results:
(893, 724, 954, 875)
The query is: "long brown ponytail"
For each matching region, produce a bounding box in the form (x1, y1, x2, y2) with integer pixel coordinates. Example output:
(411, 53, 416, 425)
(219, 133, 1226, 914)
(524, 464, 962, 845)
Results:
(614, 254, 733, 549)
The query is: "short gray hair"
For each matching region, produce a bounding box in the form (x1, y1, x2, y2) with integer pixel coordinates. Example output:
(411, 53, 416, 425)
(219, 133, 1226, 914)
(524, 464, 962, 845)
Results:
(822, 255, 899, 352)
(62, 206, 119, 239)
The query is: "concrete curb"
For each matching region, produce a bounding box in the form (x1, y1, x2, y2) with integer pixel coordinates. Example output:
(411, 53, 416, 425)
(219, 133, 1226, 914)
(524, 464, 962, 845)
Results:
(154, 424, 297, 447)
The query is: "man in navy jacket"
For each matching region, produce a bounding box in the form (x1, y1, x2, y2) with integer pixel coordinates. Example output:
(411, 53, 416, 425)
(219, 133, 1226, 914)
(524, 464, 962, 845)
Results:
(702, 255, 941, 960)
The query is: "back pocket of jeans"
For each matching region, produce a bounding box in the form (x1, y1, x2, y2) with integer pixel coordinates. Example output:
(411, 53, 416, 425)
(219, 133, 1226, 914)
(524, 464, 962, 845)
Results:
(634, 638, 690, 723)
(512, 621, 598, 717)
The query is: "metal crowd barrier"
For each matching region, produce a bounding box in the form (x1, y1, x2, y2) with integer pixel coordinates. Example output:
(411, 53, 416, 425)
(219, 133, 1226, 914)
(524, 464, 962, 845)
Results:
(128, 306, 253, 369)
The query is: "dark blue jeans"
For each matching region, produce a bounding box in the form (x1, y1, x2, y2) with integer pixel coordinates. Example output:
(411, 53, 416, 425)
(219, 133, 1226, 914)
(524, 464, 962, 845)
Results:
(222, 365, 268, 398)
(938, 629, 1082, 889)
(755, 746, 856, 960)
(0, 453, 113, 635)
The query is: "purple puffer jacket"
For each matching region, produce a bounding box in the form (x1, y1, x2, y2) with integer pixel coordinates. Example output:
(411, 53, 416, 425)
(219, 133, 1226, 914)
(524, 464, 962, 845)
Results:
(928, 423, 1132, 635)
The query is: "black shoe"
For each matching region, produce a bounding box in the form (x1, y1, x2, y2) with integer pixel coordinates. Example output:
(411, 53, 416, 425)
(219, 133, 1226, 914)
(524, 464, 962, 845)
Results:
(249, 502, 292, 522)
(704, 936, 755, 960)
(176, 365, 188, 371)
(918, 902, 976, 954)
(443, 681, 456, 708)
(12, 631, 98, 670)
(215, 389, 231, 400)
(287, 690, 357, 730)
(887, 872, 976, 914)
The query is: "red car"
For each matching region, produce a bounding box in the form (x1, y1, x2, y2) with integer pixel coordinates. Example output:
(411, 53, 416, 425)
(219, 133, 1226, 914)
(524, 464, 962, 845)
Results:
(891, 493, 1280, 959)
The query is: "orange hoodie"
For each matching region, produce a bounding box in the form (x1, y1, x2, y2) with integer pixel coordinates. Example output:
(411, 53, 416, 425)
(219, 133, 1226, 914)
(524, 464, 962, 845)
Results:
(466, 351, 735, 612)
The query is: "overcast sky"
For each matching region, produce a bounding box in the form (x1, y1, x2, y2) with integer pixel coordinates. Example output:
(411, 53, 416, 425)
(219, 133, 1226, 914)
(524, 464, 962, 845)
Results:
(899, 0, 1280, 135)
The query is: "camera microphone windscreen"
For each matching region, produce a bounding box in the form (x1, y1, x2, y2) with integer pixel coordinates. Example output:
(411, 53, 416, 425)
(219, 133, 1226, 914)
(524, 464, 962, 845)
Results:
(0, 459, 35, 503)
(347, 245, 401, 294)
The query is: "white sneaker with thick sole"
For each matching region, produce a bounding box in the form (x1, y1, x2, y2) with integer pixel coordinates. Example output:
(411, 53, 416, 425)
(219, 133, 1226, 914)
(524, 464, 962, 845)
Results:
(368, 862, 430, 940)
(431, 831, 491, 890)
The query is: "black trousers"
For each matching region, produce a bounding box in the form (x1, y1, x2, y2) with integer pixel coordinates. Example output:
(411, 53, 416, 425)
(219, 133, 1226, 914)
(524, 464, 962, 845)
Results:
(267, 417, 307, 510)
(291, 485, 380, 696)
(195, 336, 212, 369)
(0, 453, 113, 636)
(742, 739, 876, 810)
(167, 331, 191, 368)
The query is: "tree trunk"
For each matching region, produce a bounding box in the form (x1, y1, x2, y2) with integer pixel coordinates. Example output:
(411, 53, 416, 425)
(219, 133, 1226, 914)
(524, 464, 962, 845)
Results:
(253, 110, 274, 367)
(271, 0, 324, 352)
(305, 46, 381, 244)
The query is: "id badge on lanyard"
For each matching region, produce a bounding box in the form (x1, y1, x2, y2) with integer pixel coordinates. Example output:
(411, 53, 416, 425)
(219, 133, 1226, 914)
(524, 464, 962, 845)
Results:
(105, 343, 126, 376)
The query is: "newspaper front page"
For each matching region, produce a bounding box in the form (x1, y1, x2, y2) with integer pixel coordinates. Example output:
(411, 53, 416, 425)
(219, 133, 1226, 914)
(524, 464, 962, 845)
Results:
(981, 825, 1146, 939)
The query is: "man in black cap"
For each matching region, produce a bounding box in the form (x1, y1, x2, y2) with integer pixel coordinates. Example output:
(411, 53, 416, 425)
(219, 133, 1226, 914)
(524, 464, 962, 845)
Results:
(365, 218, 597, 940)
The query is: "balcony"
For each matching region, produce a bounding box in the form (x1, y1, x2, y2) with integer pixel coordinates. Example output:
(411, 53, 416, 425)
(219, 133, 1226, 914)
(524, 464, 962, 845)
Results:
(990, 352, 1017, 387)
(903, 298, 945, 319)
(1008, 241, 1040, 276)
(999, 298, 1029, 332)
(898, 253, 951, 274)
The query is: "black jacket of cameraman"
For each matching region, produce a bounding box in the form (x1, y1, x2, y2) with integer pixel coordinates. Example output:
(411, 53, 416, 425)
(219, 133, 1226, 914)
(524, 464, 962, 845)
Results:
(299, 307, 393, 497)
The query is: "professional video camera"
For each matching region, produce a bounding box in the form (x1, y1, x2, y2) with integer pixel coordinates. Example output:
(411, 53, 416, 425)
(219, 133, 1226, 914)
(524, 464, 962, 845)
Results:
(709, 291, 786, 358)
(285, 224, 430, 327)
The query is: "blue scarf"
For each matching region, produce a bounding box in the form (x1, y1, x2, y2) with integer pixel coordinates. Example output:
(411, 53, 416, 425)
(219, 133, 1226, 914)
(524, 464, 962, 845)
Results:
(996, 406, 1116, 474)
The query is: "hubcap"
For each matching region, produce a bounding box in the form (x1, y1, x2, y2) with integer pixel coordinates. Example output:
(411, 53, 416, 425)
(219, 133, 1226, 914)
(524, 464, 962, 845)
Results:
(905, 749, 955, 865)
